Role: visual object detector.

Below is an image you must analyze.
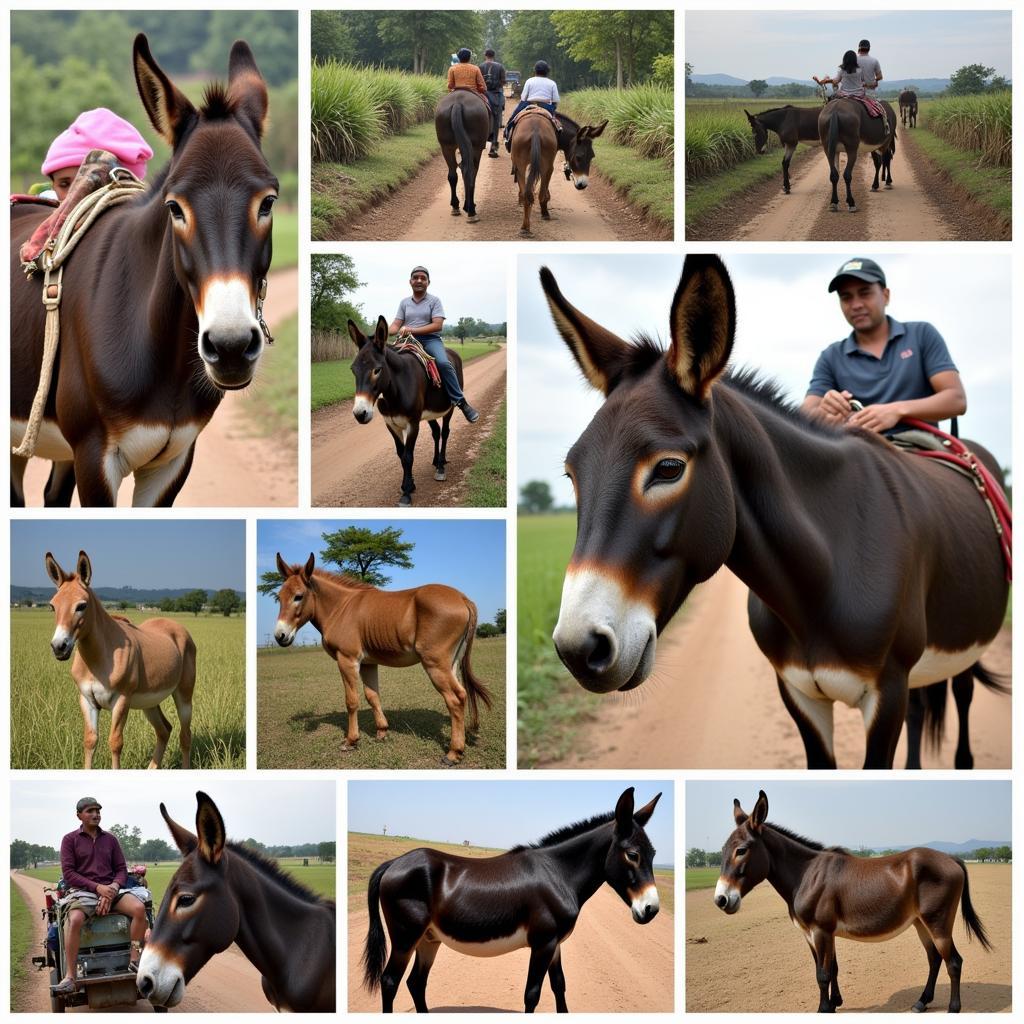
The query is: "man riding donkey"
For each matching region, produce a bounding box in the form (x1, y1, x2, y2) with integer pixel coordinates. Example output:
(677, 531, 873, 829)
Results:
(813, 41, 885, 118)
(479, 48, 507, 157)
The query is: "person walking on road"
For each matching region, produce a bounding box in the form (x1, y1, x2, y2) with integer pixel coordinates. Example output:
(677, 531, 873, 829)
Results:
(479, 48, 507, 157)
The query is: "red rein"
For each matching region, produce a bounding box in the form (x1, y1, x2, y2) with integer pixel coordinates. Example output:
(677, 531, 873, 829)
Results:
(902, 419, 1012, 582)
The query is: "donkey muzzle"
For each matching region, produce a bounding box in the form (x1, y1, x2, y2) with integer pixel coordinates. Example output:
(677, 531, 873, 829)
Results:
(136, 947, 185, 1007)
(197, 277, 264, 389)
(50, 631, 75, 661)
(274, 624, 295, 647)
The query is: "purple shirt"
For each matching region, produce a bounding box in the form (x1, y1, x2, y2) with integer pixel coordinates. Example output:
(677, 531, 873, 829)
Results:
(60, 826, 128, 892)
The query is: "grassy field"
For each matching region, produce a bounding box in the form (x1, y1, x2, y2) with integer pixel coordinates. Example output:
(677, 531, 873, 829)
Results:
(463, 398, 507, 507)
(586, 136, 673, 227)
(257, 636, 506, 769)
(245, 313, 297, 438)
(10, 608, 245, 769)
(272, 208, 298, 269)
(10, 879, 34, 1008)
(685, 867, 720, 891)
(311, 340, 502, 411)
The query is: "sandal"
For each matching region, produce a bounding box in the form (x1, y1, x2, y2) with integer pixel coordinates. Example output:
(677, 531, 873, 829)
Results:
(52, 977, 78, 995)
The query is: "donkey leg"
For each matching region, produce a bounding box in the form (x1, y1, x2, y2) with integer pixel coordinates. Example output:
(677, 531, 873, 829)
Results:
(782, 144, 796, 193)
(405, 938, 441, 1013)
(951, 671, 975, 769)
(539, 170, 552, 220)
(73, 435, 120, 506)
(911, 920, 943, 1012)
(428, 420, 445, 481)
(131, 443, 194, 507)
(870, 151, 882, 191)
(422, 658, 468, 765)
(547, 945, 569, 1013)
(381, 911, 430, 1013)
(905, 688, 925, 769)
(398, 423, 421, 507)
(10, 454, 28, 507)
(776, 676, 837, 769)
(142, 705, 173, 770)
(523, 939, 559, 1013)
(360, 663, 389, 740)
(933, 935, 964, 1013)
(336, 655, 364, 751)
(828, 154, 841, 210)
(861, 672, 908, 769)
(442, 147, 460, 215)
(843, 146, 858, 211)
(44, 460, 76, 507)
(107, 694, 132, 770)
(811, 930, 837, 1013)
(79, 695, 100, 770)
(171, 664, 195, 770)
(829, 948, 843, 1008)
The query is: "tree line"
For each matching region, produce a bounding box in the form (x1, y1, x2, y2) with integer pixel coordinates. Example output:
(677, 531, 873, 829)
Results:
(156, 589, 243, 617)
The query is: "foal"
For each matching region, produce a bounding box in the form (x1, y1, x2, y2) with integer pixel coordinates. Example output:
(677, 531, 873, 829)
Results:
(716, 791, 991, 1013)
(46, 551, 195, 769)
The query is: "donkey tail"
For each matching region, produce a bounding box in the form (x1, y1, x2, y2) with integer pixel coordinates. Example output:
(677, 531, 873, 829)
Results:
(362, 859, 394, 992)
(973, 660, 1011, 696)
(451, 99, 475, 195)
(956, 858, 993, 951)
(525, 129, 542, 207)
(826, 106, 839, 162)
(919, 680, 948, 755)
(460, 598, 493, 731)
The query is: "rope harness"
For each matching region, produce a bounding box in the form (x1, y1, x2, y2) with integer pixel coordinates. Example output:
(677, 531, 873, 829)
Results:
(390, 339, 443, 388)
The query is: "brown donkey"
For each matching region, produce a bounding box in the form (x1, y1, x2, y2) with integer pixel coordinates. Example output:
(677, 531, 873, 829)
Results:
(46, 551, 196, 768)
(716, 790, 991, 1013)
(511, 108, 558, 236)
(273, 553, 492, 764)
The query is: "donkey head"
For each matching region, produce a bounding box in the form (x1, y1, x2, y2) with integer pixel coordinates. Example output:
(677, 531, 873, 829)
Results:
(541, 256, 737, 693)
(133, 34, 277, 390)
(715, 790, 771, 914)
(564, 120, 608, 189)
(137, 793, 237, 1007)
(604, 787, 662, 924)
(744, 110, 769, 154)
(274, 552, 317, 645)
(348, 317, 392, 424)
(45, 550, 94, 661)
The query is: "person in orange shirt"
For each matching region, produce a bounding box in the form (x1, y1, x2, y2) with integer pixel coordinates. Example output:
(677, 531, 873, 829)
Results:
(447, 48, 487, 95)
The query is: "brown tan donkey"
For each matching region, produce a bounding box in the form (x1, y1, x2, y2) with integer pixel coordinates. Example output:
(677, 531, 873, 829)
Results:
(273, 553, 492, 765)
(46, 551, 196, 768)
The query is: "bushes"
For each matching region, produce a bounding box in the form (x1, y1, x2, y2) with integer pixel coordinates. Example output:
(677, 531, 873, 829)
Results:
(923, 91, 1011, 167)
(560, 84, 673, 160)
(311, 61, 445, 164)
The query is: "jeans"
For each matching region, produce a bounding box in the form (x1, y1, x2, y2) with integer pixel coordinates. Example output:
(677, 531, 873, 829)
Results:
(419, 334, 464, 405)
(506, 100, 556, 136)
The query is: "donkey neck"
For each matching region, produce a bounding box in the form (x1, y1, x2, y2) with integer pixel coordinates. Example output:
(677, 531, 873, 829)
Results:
(761, 826, 822, 909)
(77, 594, 130, 666)
(543, 825, 615, 907)
(308, 571, 363, 633)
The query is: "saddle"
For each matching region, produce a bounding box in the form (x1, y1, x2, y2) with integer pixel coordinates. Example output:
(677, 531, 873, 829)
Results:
(841, 94, 885, 119)
(507, 104, 560, 145)
(390, 339, 443, 388)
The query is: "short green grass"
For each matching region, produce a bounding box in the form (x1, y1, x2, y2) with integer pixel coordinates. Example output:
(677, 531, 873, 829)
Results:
(271, 208, 299, 269)
(590, 137, 673, 227)
(312, 122, 438, 240)
(245, 313, 298, 437)
(10, 879, 34, 1009)
(685, 867, 721, 892)
(257, 637, 506, 769)
(463, 398, 507, 508)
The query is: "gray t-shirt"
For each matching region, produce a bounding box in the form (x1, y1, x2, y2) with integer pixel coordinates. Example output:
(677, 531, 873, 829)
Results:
(395, 293, 446, 330)
(857, 53, 882, 87)
(835, 65, 870, 96)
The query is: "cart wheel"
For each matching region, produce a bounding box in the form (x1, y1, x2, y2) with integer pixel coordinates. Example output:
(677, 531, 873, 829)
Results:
(49, 967, 66, 1013)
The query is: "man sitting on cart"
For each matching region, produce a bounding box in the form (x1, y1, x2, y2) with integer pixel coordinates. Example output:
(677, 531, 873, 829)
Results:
(52, 797, 148, 995)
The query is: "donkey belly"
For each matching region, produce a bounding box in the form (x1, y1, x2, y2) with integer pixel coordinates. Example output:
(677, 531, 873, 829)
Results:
(107, 422, 202, 473)
(78, 679, 175, 711)
(10, 418, 73, 461)
(427, 923, 529, 957)
(908, 644, 989, 687)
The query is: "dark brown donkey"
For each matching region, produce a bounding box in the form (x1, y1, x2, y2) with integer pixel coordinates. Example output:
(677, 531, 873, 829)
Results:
(542, 256, 1008, 769)
(511, 108, 558, 236)
(745, 106, 822, 193)
(716, 791, 991, 1013)
(818, 97, 897, 211)
(899, 89, 919, 128)
(273, 553, 492, 764)
(11, 35, 277, 506)
(435, 89, 490, 223)
(136, 792, 335, 1011)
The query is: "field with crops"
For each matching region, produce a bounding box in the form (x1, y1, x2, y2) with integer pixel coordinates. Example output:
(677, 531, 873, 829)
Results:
(10, 608, 245, 770)
(920, 91, 1011, 166)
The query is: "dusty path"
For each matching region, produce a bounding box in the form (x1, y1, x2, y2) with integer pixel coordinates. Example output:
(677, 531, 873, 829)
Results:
(312, 346, 506, 508)
(10, 870, 271, 1013)
(347, 884, 674, 1012)
(687, 864, 1011, 1013)
(21, 266, 298, 508)
(341, 98, 663, 242)
(548, 569, 1011, 770)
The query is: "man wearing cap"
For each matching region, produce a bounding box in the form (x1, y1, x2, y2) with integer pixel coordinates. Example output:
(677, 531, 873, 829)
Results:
(479, 48, 507, 157)
(53, 798, 148, 994)
(856, 39, 883, 90)
(389, 267, 480, 423)
(801, 258, 966, 434)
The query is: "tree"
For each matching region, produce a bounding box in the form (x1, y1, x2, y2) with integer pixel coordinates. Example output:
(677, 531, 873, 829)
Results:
(504, 11, 598, 91)
(311, 254, 362, 332)
(685, 61, 693, 91)
(210, 588, 241, 617)
(11, 839, 31, 869)
(948, 64, 996, 96)
(318, 841, 336, 863)
(685, 847, 706, 868)
(258, 569, 285, 598)
(652, 53, 673, 89)
(109, 824, 143, 861)
(495, 608, 506, 634)
(178, 589, 207, 616)
(551, 10, 672, 87)
(320, 525, 415, 587)
(989, 75, 1010, 92)
(749, 79, 768, 98)
(376, 11, 480, 74)
(311, 10, 355, 64)
(455, 317, 474, 343)
(117, 600, 131, 611)
(520, 480, 554, 513)
(158, 596, 178, 613)
(140, 838, 177, 862)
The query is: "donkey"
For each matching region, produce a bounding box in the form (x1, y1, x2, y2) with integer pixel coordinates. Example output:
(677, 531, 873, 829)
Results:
(541, 256, 1008, 769)
(745, 106, 822, 193)
(11, 35, 277, 506)
(435, 89, 490, 222)
(364, 787, 661, 1012)
(46, 550, 195, 769)
(274, 553, 492, 765)
(554, 112, 608, 190)
(511, 109, 559, 236)
(137, 792, 336, 1011)
(348, 316, 462, 507)
(899, 89, 918, 128)
(818, 97, 897, 211)
(716, 790, 991, 1013)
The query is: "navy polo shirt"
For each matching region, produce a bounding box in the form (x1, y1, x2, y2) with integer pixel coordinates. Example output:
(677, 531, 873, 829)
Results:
(807, 317, 957, 423)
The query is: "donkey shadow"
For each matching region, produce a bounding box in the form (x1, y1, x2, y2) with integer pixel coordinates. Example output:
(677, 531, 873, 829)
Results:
(861, 983, 1012, 1014)
(289, 707, 481, 750)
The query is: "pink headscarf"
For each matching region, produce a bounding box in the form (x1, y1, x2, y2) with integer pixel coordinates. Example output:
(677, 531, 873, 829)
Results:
(42, 108, 153, 180)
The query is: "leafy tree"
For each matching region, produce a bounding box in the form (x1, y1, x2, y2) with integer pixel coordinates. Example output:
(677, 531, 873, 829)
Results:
(685, 61, 693, 91)
(377, 11, 481, 74)
(480, 10, 512, 58)
(178, 589, 208, 617)
(495, 608, 506, 634)
(11, 839, 31, 869)
(476, 622, 500, 638)
(140, 838, 177, 862)
(852, 846, 875, 858)
(311, 10, 355, 63)
(190, 10, 297, 85)
(749, 79, 768, 98)
(996, 845, 1012, 861)
(158, 597, 178, 613)
(504, 11, 597, 91)
(109, 824, 143, 861)
(117, 600, 131, 612)
(320, 525, 415, 587)
(551, 10, 673, 87)
(652, 53, 673, 89)
(455, 317, 474, 342)
(948, 64, 996, 96)
(707, 849, 722, 867)
(318, 841, 336, 863)
(989, 75, 1010, 92)
(258, 569, 285, 598)
(685, 847, 706, 868)
(211, 588, 241, 617)
(520, 480, 554, 514)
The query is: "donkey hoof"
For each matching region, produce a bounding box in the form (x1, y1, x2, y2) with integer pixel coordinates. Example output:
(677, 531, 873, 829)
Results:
(440, 755, 461, 768)
(848, 205, 858, 213)
(885, 182, 893, 189)
(375, 729, 388, 741)
(911, 1002, 926, 1013)
(541, 210, 551, 220)
(341, 742, 359, 753)
(829, 203, 839, 212)
(397, 495, 412, 507)
(451, 208, 461, 217)
(467, 214, 480, 224)
(434, 470, 446, 482)
(519, 228, 532, 237)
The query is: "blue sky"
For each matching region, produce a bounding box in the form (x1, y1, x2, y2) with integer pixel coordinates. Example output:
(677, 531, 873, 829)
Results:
(10, 520, 245, 591)
(519, 253, 1011, 505)
(257, 518, 506, 645)
(686, 781, 1010, 851)
(686, 11, 1011, 80)
(350, 780, 674, 864)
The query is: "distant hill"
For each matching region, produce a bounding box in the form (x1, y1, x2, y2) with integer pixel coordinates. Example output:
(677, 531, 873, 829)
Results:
(691, 73, 748, 86)
(691, 73, 958, 94)
(912, 838, 1010, 855)
(12, 585, 243, 605)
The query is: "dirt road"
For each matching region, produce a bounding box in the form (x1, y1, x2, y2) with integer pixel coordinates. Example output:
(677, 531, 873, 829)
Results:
(548, 569, 1011, 770)
(689, 128, 1006, 242)
(10, 870, 271, 1013)
(347, 884, 674, 1012)
(21, 266, 298, 508)
(340, 98, 665, 242)
(687, 863, 1011, 1013)
(312, 346, 506, 507)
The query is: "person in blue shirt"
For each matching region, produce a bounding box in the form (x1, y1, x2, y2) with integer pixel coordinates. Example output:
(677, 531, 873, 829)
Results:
(801, 257, 966, 434)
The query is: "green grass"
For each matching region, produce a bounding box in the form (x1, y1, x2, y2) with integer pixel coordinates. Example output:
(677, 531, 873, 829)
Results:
(463, 398, 507, 507)
(311, 341, 500, 412)
(561, 85, 674, 160)
(921, 92, 1011, 167)
(10, 879, 34, 1009)
(10, 608, 245, 769)
(586, 137, 673, 227)
(257, 637, 506, 769)
(312, 121, 438, 240)
(655, 869, 676, 914)
(685, 867, 720, 891)
(245, 313, 297, 438)
(271, 208, 298, 269)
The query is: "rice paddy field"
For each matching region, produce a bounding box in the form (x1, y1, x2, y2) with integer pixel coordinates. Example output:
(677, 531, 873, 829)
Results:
(10, 608, 245, 770)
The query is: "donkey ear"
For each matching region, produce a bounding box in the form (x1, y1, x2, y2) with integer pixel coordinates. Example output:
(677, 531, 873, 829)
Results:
(161, 802, 198, 857)
(227, 40, 269, 142)
(588, 119, 608, 139)
(613, 787, 636, 838)
(275, 552, 292, 579)
(302, 552, 315, 582)
(667, 255, 735, 402)
(540, 266, 634, 395)
(348, 319, 367, 350)
(374, 315, 389, 351)
(133, 34, 197, 146)
(44, 552, 65, 586)
(195, 792, 226, 866)
(76, 551, 92, 587)
(749, 790, 769, 832)
(733, 798, 748, 825)
(633, 792, 662, 826)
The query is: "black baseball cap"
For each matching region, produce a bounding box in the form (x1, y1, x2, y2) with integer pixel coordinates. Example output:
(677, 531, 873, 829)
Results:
(858, 39, 871, 49)
(828, 257, 886, 292)
(76, 797, 101, 813)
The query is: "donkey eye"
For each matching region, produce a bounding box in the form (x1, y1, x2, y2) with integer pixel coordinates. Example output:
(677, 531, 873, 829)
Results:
(736, 846, 748, 856)
(625, 850, 640, 865)
(164, 200, 186, 222)
(371, 368, 381, 379)
(175, 893, 197, 909)
(650, 458, 686, 485)
(293, 593, 303, 603)
(75, 602, 87, 613)
(258, 195, 277, 218)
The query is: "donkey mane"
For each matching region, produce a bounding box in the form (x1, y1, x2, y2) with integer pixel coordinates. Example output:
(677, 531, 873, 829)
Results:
(201, 82, 237, 120)
(227, 840, 336, 910)
(767, 821, 849, 855)
(311, 567, 378, 591)
(510, 810, 616, 852)
(556, 111, 580, 132)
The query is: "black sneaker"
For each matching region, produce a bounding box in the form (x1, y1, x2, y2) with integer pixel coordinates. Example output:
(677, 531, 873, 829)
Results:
(458, 399, 480, 424)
